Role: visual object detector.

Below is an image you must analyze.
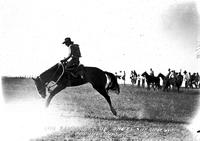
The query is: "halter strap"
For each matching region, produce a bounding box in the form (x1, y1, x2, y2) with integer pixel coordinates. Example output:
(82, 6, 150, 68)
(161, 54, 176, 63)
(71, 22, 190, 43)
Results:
(37, 76, 46, 87)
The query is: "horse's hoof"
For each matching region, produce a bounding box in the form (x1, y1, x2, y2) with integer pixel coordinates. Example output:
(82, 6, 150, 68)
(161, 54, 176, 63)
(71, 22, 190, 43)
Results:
(41, 95, 46, 99)
(45, 103, 49, 108)
(111, 109, 117, 116)
(38, 92, 46, 99)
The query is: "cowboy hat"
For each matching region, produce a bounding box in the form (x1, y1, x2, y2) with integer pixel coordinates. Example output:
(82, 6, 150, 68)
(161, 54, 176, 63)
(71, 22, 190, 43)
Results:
(62, 37, 73, 44)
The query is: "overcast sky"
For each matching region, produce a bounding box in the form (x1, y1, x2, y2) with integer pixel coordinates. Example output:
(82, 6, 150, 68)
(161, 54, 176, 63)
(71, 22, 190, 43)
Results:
(0, 0, 200, 76)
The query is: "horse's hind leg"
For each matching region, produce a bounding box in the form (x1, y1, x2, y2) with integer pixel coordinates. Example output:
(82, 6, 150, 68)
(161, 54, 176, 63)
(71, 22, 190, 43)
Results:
(94, 86, 117, 116)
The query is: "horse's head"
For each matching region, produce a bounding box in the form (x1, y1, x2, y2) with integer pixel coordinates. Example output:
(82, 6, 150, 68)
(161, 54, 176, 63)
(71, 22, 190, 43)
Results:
(158, 73, 165, 79)
(141, 72, 147, 77)
(158, 73, 162, 77)
(32, 77, 46, 98)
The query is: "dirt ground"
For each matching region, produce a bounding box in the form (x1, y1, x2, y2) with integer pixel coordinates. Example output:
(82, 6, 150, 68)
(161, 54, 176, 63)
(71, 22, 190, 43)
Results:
(1, 77, 200, 141)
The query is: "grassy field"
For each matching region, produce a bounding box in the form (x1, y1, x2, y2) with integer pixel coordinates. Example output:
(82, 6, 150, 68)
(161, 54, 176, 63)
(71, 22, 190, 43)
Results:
(1, 77, 200, 141)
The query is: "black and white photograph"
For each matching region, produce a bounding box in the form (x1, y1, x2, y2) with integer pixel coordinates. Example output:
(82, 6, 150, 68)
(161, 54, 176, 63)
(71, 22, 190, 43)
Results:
(1, 0, 200, 140)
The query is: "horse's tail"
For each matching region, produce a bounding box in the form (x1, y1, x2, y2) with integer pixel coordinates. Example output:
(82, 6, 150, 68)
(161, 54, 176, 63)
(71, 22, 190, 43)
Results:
(104, 71, 120, 94)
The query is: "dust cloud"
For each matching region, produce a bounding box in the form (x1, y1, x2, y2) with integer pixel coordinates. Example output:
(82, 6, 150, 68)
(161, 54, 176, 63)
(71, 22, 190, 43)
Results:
(0, 99, 89, 141)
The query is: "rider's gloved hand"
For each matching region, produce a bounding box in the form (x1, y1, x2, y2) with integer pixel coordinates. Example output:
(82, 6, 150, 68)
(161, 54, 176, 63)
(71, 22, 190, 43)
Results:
(60, 59, 68, 64)
(61, 58, 66, 63)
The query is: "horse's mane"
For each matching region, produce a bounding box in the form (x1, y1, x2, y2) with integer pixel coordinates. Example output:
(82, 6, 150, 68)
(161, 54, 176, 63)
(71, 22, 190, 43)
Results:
(142, 71, 148, 76)
(158, 73, 165, 79)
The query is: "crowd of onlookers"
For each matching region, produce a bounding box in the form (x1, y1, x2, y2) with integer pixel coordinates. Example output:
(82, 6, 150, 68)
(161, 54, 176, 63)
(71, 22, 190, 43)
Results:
(115, 68, 200, 89)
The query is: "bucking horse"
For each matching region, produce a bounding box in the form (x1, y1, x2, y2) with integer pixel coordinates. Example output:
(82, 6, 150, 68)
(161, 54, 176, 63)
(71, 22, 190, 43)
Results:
(32, 62, 120, 116)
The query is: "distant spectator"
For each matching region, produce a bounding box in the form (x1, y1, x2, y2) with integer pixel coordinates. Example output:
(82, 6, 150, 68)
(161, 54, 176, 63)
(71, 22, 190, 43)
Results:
(122, 71, 126, 85)
(130, 70, 137, 85)
(197, 73, 200, 87)
(183, 70, 189, 88)
(166, 68, 171, 78)
(137, 74, 141, 87)
(188, 72, 192, 87)
(169, 70, 175, 78)
(197, 72, 199, 79)
(115, 72, 121, 79)
(179, 69, 182, 75)
(142, 75, 145, 88)
(150, 68, 154, 76)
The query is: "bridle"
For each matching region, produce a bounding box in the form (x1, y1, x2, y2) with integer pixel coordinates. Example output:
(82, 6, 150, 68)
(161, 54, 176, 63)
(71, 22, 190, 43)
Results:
(39, 62, 65, 91)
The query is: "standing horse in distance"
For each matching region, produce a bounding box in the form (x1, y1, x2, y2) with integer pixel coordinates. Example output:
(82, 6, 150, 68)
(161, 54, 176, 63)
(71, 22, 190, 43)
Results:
(158, 73, 170, 91)
(141, 71, 160, 90)
(130, 70, 137, 85)
(158, 72, 183, 92)
(32, 62, 120, 116)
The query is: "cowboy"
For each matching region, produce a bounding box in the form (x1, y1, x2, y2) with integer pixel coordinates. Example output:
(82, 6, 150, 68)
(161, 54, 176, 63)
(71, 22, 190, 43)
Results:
(61, 37, 81, 69)
(61, 37, 82, 85)
(166, 68, 171, 78)
(137, 74, 141, 87)
(169, 70, 175, 79)
(150, 68, 154, 76)
(183, 70, 189, 88)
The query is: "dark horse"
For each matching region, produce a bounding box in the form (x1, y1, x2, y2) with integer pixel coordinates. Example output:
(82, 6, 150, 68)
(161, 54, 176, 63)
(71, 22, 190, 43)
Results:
(141, 71, 160, 90)
(158, 73, 183, 92)
(189, 73, 199, 88)
(158, 73, 170, 91)
(32, 62, 120, 116)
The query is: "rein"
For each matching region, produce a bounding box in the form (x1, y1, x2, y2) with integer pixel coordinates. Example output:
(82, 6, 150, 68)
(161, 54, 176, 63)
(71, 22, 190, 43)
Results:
(40, 62, 65, 90)
(48, 62, 65, 89)
(52, 62, 65, 84)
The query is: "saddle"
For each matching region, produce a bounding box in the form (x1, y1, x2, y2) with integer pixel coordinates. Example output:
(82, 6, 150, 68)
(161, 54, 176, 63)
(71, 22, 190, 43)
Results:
(65, 64, 84, 79)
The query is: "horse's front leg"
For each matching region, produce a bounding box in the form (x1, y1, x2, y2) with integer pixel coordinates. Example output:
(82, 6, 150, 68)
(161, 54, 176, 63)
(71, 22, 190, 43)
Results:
(46, 84, 67, 107)
(147, 83, 150, 90)
(46, 93, 56, 107)
(152, 83, 156, 91)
